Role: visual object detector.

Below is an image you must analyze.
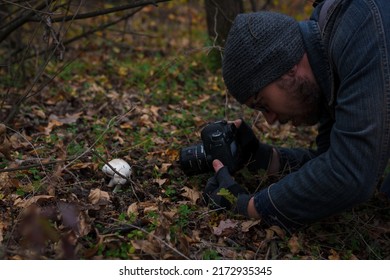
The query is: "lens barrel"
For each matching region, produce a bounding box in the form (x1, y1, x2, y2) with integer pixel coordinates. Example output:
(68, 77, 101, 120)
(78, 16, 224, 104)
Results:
(179, 144, 211, 176)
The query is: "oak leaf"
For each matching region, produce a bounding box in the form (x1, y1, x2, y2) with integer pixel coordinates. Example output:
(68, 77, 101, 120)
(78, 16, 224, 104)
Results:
(88, 188, 111, 206)
(288, 235, 301, 255)
(180, 186, 201, 203)
(213, 219, 238, 236)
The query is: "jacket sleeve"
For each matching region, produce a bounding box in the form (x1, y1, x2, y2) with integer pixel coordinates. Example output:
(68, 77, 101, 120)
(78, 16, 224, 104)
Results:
(276, 109, 334, 174)
(253, 0, 390, 229)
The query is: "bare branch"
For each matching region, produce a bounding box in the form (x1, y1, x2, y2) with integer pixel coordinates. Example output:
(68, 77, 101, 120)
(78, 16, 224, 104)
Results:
(0, 1, 48, 43)
(0, 0, 170, 43)
(30, 0, 171, 22)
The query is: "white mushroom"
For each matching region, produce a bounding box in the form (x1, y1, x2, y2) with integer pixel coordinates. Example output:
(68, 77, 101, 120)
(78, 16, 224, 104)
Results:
(102, 158, 132, 188)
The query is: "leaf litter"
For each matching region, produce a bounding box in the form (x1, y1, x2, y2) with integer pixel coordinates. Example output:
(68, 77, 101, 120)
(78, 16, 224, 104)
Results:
(0, 2, 389, 260)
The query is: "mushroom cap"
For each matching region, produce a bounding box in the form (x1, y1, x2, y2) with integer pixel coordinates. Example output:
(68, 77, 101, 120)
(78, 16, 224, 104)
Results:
(102, 158, 132, 178)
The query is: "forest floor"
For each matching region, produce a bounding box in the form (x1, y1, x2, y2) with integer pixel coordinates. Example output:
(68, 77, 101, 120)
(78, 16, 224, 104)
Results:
(0, 1, 389, 260)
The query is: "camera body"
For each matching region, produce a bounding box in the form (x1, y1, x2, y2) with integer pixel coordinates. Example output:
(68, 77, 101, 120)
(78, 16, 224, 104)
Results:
(179, 120, 239, 176)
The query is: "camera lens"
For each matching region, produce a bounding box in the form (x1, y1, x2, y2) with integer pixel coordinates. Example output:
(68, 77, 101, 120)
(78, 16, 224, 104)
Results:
(179, 144, 212, 175)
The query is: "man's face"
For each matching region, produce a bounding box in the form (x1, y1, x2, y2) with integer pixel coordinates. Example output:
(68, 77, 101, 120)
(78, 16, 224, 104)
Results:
(245, 74, 322, 126)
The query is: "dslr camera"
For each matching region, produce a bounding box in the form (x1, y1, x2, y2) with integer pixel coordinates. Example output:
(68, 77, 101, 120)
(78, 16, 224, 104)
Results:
(179, 120, 239, 176)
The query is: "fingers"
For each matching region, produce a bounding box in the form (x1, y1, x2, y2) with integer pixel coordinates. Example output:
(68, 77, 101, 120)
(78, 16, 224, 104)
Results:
(229, 119, 242, 128)
(214, 163, 237, 187)
(212, 159, 224, 173)
(227, 119, 242, 128)
(233, 119, 242, 128)
(204, 175, 219, 195)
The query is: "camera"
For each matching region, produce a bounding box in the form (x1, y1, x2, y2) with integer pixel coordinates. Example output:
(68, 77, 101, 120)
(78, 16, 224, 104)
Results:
(179, 120, 239, 176)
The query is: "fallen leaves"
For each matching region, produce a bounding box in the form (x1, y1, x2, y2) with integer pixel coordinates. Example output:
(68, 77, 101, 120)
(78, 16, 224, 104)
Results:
(14, 195, 55, 209)
(288, 235, 301, 255)
(153, 178, 167, 187)
(0, 2, 389, 262)
(180, 186, 201, 204)
(213, 219, 238, 236)
(44, 112, 82, 135)
(241, 220, 261, 232)
(0, 221, 5, 244)
(88, 188, 111, 206)
(0, 123, 12, 160)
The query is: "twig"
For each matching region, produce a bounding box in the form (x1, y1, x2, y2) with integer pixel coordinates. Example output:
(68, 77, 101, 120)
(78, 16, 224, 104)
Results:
(0, 0, 57, 16)
(0, 158, 76, 173)
(31, 0, 171, 23)
(110, 222, 191, 260)
(0, 1, 48, 43)
(60, 99, 136, 172)
(2, 125, 47, 178)
(62, 7, 143, 46)
(209, 0, 236, 24)
(61, 116, 119, 170)
(0, 0, 170, 44)
(4, 51, 81, 124)
(354, 229, 382, 260)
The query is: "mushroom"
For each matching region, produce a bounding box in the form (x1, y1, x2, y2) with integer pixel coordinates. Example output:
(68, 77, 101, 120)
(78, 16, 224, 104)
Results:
(102, 158, 132, 189)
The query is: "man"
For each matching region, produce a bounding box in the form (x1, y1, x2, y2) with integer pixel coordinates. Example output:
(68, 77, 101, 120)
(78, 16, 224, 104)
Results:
(204, 0, 390, 230)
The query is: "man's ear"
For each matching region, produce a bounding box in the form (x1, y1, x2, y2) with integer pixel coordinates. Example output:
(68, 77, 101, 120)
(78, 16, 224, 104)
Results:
(286, 64, 298, 77)
(279, 64, 297, 81)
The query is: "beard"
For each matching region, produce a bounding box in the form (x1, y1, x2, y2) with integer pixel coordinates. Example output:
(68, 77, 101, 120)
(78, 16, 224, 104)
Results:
(276, 75, 322, 126)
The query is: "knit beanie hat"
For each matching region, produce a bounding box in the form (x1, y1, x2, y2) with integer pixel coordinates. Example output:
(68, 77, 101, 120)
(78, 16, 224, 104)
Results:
(222, 11, 305, 104)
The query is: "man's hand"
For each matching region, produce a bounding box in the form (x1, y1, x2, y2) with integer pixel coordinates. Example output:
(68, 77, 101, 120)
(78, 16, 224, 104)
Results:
(232, 118, 274, 172)
(204, 159, 252, 216)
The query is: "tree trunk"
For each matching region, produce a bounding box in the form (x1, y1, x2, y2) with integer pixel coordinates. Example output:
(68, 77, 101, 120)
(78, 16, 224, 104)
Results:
(204, 0, 243, 70)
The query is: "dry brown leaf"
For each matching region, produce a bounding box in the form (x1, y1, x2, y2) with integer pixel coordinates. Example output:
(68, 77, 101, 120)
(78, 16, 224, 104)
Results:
(150, 105, 160, 117)
(0, 172, 10, 190)
(88, 188, 111, 205)
(153, 136, 166, 145)
(241, 220, 261, 232)
(138, 201, 157, 209)
(14, 195, 54, 208)
(68, 162, 98, 170)
(180, 186, 201, 204)
(153, 178, 167, 187)
(192, 94, 210, 105)
(127, 202, 139, 217)
(44, 119, 64, 135)
(77, 210, 92, 237)
(159, 163, 172, 173)
(119, 122, 133, 129)
(113, 135, 125, 145)
(165, 149, 179, 162)
(131, 240, 160, 255)
(143, 205, 159, 214)
(139, 114, 152, 127)
(162, 210, 177, 220)
(213, 219, 238, 236)
(328, 249, 340, 260)
(216, 247, 237, 259)
(269, 225, 286, 239)
(265, 228, 275, 240)
(32, 107, 46, 119)
(0, 221, 4, 244)
(44, 113, 82, 135)
(0, 124, 12, 160)
(288, 235, 301, 255)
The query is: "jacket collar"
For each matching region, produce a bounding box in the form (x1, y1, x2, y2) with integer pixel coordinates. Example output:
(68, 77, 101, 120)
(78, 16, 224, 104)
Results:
(299, 20, 333, 106)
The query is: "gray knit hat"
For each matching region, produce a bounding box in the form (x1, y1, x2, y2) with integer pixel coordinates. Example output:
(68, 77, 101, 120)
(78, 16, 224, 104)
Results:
(222, 12, 305, 104)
